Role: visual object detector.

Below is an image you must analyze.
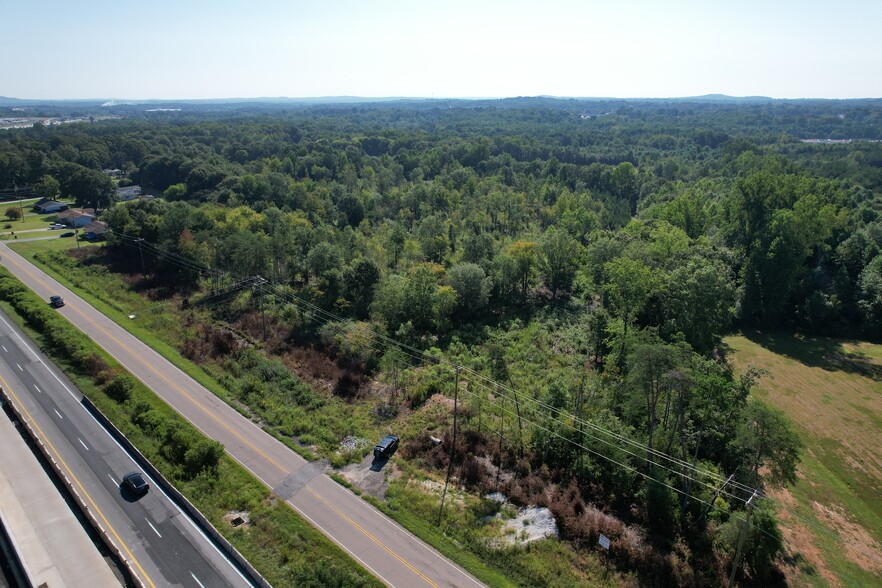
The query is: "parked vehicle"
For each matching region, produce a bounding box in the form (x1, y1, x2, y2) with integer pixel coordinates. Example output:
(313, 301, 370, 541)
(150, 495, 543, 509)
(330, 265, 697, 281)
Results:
(49, 295, 64, 308)
(373, 434, 399, 459)
(60, 231, 75, 238)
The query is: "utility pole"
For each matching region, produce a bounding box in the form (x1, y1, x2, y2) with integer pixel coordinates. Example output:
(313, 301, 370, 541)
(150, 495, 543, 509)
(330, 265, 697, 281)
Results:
(728, 490, 759, 587)
(506, 375, 524, 458)
(136, 238, 145, 274)
(259, 278, 268, 342)
(496, 392, 505, 491)
(438, 366, 460, 523)
(576, 372, 585, 475)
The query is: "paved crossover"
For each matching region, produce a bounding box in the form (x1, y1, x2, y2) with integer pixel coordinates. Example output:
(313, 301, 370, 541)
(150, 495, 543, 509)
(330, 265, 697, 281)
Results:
(0, 242, 484, 588)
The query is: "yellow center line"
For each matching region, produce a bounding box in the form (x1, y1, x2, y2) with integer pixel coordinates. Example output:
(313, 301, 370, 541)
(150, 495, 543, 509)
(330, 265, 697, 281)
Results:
(0, 375, 157, 588)
(2, 247, 288, 474)
(1, 247, 442, 586)
(306, 487, 440, 588)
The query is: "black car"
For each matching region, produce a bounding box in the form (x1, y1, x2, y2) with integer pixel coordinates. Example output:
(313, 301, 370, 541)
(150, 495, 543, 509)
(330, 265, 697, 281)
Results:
(122, 471, 149, 496)
(49, 295, 64, 308)
(373, 435, 399, 459)
(60, 231, 75, 238)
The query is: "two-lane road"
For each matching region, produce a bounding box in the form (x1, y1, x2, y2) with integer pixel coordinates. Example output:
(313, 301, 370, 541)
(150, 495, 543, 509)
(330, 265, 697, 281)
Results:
(0, 310, 251, 588)
(0, 238, 484, 587)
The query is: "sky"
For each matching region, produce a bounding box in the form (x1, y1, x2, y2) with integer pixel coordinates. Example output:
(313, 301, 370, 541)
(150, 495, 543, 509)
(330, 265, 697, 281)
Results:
(2, 0, 881, 100)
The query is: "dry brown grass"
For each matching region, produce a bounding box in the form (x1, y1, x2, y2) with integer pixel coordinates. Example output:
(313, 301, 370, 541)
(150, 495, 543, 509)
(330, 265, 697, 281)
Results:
(725, 330, 882, 586)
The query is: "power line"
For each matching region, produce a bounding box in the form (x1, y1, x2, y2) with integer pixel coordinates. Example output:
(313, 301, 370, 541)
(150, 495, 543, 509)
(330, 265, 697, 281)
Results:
(102, 231, 870, 576)
(109, 230, 763, 505)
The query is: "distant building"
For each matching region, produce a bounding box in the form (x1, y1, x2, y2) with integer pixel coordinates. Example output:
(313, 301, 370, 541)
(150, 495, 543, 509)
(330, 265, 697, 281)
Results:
(56, 208, 96, 228)
(33, 198, 69, 214)
(103, 168, 124, 178)
(116, 185, 142, 201)
(82, 220, 108, 240)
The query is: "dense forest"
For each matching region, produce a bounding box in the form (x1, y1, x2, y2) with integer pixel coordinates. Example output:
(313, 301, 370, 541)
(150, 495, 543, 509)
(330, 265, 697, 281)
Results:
(2, 98, 881, 585)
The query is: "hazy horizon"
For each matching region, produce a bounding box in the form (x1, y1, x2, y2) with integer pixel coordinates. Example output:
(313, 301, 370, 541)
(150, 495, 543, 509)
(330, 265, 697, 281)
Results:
(3, 0, 881, 101)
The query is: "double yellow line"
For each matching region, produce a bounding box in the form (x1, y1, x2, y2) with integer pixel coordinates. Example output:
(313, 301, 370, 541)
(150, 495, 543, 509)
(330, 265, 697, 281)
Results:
(2, 246, 441, 587)
(0, 374, 156, 588)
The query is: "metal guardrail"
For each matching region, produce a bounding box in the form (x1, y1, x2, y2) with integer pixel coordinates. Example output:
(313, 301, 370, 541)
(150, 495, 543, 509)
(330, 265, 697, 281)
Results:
(0, 386, 147, 588)
(81, 396, 272, 588)
(1, 386, 273, 588)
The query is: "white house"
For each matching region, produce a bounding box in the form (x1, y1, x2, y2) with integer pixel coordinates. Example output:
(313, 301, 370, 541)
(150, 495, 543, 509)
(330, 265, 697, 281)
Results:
(116, 185, 142, 201)
(33, 198, 69, 213)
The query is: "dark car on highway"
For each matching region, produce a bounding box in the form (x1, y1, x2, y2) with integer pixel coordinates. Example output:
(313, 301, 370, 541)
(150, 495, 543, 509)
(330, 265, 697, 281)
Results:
(122, 471, 149, 496)
(49, 295, 64, 308)
(373, 435, 399, 459)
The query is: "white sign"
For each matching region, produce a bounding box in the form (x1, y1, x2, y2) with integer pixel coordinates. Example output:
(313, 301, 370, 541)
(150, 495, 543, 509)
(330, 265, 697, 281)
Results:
(599, 534, 610, 550)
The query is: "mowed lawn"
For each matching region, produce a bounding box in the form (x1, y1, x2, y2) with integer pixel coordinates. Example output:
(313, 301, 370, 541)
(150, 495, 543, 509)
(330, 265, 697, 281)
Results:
(0, 198, 69, 234)
(725, 331, 882, 587)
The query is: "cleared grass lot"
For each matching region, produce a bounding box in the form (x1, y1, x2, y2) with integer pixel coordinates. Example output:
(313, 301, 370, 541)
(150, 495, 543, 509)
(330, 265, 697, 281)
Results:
(725, 331, 882, 587)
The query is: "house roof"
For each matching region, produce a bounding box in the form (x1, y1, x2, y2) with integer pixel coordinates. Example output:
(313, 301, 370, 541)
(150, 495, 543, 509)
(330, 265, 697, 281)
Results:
(82, 221, 108, 234)
(57, 208, 96, 221)
(34, 199, 66, 208)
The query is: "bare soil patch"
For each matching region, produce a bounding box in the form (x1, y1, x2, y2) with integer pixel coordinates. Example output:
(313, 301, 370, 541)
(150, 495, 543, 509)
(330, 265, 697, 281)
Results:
(769, 486, 839, 587)
(338, 452, 400, 499)
(811, 501, 882, 574)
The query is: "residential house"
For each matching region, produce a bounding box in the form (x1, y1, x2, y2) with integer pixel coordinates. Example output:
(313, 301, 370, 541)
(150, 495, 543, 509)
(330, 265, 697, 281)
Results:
(32, 198, 69, 214)
(56, 208, 96, 228)
(82, 220, 108, 241)
(116, 185, 142, 201)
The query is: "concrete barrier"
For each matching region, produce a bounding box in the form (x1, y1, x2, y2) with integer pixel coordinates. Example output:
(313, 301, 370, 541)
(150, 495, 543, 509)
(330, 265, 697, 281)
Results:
(81, 396, 272, 588)
(0, 387, 146, 588)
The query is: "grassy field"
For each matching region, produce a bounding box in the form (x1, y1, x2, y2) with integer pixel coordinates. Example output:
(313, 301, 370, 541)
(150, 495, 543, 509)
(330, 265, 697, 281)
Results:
(0, 197, 67, 233)
(725, 331, 882, 587)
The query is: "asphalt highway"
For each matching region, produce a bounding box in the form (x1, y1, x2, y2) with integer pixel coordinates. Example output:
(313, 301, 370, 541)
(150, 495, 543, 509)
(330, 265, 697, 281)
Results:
(0, 308, 251, 588)
(0, 241, 485, 588)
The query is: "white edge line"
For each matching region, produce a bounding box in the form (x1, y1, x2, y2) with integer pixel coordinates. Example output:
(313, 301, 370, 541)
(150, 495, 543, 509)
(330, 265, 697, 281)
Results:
(0, 257, 475, 587)
(0, 269, 393, 578)
(89, 398, 254, 586)
(285, 496, 395, 588)
(0, 311, 252, 586)
(319, 477, 484, 585)
(0, 314, 79, 401)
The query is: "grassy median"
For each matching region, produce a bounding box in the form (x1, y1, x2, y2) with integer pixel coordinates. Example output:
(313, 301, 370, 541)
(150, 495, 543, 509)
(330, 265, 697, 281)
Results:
(0, 265, 382, 588)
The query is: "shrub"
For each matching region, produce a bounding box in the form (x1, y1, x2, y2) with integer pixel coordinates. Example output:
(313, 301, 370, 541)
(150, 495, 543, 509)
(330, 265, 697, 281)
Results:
(132, 407, 168, 436)
(333, 369, 363, 399)
(183, 438, 224, 477)
(105, 374, 136, 402)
